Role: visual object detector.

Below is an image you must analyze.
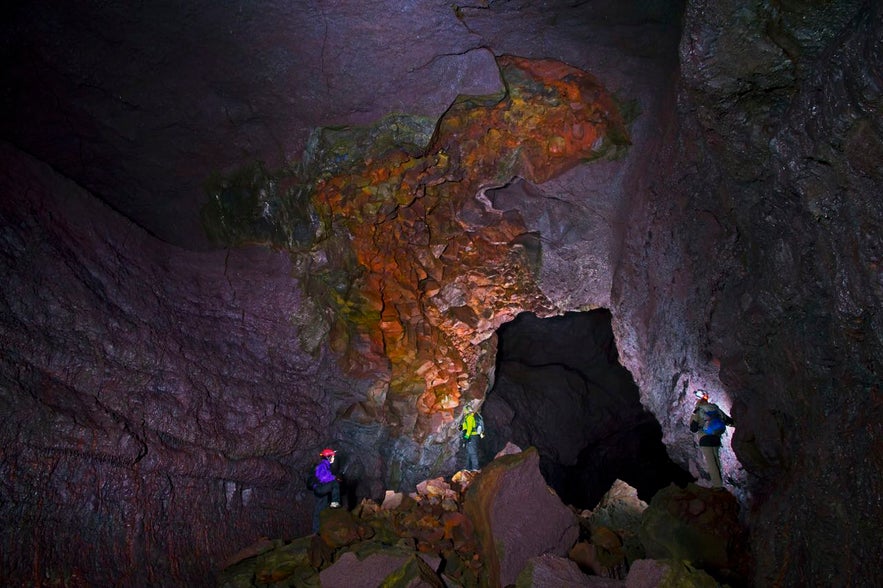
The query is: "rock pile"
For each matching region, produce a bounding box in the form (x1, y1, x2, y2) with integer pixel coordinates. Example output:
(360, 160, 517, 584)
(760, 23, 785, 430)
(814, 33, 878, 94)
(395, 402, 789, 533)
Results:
(218, 447, 747, 587)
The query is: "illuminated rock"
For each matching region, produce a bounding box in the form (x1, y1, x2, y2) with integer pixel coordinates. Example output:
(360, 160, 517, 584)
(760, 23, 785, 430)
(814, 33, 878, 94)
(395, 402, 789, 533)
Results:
(206, 55, 631, 444)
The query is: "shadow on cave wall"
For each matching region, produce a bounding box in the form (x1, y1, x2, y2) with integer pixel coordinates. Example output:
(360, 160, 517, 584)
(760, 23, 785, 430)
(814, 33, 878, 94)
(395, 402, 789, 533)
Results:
(481, 310, 692, 509)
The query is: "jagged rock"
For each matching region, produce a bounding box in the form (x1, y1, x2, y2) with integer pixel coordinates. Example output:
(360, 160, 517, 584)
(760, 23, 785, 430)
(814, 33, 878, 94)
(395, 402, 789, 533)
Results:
(463, 447, 579, 587)
(625, 559, 720, 588)
(516, 553, 623, 587)
(319, 508, 371, 549)
(414, 477, 458, 507)
(494, 441, 524, 459)
(590, 526, 627, 579)
(253, 536, 315, 582)
(219, 536, 278, 570)
(451, 469, 480, 491)
(568, 541, 600, 576)
(440, 511, 473, 546)
(382, 490, 405, 510)
(485, 312, 692, 509)
(586, 479, 649, 566)
(639, 484, 749, 584)
(592, 480, 649, 524)
(217, 536, 319, 588)
(318, 550, 444, 588)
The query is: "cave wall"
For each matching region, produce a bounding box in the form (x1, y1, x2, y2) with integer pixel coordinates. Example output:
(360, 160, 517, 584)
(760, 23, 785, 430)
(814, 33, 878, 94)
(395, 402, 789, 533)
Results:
(484, 310, 692, 509)
(611, 1, 882, 584)
(0, 2, 689, 583)
(1, 0, 880, 586)
(0, 143, 375, 585)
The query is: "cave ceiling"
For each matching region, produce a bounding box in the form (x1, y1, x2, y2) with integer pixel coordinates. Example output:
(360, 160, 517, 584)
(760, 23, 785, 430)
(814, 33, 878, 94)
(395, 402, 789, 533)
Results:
(1, 1, 683, 446)
(0, 0, 679, 249)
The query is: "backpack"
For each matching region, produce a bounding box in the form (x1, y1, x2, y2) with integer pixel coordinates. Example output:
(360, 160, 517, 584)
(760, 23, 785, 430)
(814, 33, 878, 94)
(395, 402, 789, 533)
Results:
(305, 465, 320, 491)
(702, 407, 726, 436)
(474, 413, 485, 436)
(460, 412, 485, 437)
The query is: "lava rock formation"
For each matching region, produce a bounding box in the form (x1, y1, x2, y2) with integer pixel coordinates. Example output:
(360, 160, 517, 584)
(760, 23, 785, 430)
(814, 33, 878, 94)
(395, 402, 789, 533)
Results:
(1, 1, 880, 586)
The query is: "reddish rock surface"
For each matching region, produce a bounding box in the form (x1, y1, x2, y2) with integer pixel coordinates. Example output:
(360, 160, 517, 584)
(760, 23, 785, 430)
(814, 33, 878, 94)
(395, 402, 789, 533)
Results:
(463, 448, 579, 587)
(303, 55, 629, 441)
(1, 1, 881, 587)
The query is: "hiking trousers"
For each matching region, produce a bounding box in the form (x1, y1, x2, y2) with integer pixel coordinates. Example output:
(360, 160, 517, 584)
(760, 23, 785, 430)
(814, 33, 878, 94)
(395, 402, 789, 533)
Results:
(464, 436, 479, 471)
(700, 445, 723, 488)
(312, 480, 340, 532)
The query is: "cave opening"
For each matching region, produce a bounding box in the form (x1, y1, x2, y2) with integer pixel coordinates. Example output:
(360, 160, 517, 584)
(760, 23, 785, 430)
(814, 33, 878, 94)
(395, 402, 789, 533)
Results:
(481, 309, 693, 509)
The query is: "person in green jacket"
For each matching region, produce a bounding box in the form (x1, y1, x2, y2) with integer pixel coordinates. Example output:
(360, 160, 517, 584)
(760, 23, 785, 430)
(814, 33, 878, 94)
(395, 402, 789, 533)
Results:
(460, 404, 484, 471)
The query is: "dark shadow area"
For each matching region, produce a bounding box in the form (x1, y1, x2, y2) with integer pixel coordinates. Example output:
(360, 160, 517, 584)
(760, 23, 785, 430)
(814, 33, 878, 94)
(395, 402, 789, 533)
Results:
(482, 310, 692, 509)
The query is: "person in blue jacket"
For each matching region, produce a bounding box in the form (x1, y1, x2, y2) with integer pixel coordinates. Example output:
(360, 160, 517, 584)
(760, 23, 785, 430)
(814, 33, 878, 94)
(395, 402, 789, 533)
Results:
(311, 447, 341, 532)
(689, 390, 734, 488)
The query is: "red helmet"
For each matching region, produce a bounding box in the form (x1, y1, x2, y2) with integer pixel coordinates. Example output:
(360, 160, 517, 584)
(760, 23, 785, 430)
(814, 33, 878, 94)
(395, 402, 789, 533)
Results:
(319, 448, 336, 458)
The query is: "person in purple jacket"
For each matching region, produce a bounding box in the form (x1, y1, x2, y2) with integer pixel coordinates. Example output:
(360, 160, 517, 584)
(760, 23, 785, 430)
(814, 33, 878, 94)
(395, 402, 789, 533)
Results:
(311, 447, 341, 532)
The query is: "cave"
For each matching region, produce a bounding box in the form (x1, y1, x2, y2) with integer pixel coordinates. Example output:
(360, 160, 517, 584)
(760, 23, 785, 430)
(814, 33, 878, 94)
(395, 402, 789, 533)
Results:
(483, 310, 693, 510)
(2, 1, 881, 586)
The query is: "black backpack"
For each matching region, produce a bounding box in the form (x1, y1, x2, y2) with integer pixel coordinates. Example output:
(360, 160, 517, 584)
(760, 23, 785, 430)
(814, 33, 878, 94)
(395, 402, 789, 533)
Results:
(305, 465, 320, 490)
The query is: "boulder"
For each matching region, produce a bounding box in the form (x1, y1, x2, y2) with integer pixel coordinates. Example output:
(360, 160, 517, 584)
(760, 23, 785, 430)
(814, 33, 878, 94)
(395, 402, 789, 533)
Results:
(494, 441, 524, 459)
(590, 479, 648, 531)
(318, 550, 444, 588)
(464, 447, 579, 587)
(219, 536, 278, 569)
(568, 541, 601, 576)
(625, 559, 720, 588)
(516, 554, 624, 587)
(217, 536, 319, 588)
(451, 469, 480, 492)
(415, 477, 451, 499)
(589, 526, 627, 579)
(319, 508, 370, 549)
(639, 484, 749, 584)
(253, 537, 316, 585)
(586, 480, 648, 567)
(382, 490, 405, 510)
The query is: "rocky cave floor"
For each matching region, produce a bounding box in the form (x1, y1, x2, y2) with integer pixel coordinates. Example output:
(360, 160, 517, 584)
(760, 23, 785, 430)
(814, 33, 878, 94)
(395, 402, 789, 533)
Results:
(219, 446, 747, 588)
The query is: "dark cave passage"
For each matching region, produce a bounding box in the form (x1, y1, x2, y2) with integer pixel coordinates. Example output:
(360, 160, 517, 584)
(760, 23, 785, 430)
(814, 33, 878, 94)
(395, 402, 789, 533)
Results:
(482, 310, 693, 509)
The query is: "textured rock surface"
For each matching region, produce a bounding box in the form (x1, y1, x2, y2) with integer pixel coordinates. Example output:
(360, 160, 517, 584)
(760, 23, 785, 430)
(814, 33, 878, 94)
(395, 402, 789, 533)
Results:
(583, 479, 649, 568)
(516, 554, 621, 588)
(1, 3, 684, 583)
(625, 559, 719, 588)
(318, 551, 441, 588)
(485, 311, 692, 508)
(0, 144, 359, 585)
(1, 1, 881, 587)
(639, 483, 749, 585)
(0, 2, 504, 249)
(463, 448, 579, 587)
(611, 2, 883, 585)
(201, 55, 632, 466)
